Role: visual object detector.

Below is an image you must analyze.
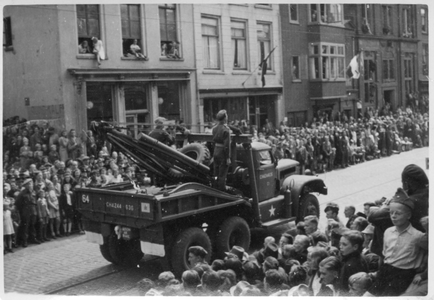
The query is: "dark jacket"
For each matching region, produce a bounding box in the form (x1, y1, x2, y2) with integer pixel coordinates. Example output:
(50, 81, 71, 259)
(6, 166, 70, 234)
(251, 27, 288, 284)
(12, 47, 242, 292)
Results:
(367, 206, 393, 257)
(340, 251, 369, 294)
(16, 189, 38, 217)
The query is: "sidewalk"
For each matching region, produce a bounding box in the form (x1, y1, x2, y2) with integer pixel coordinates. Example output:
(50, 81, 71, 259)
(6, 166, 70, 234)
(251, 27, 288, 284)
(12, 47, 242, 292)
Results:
(2, 234, 117, 295)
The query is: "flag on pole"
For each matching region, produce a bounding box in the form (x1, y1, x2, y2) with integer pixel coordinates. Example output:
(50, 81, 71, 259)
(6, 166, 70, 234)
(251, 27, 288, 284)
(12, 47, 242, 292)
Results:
(346, 51, 364, 79)
(260, 46, 277, 87)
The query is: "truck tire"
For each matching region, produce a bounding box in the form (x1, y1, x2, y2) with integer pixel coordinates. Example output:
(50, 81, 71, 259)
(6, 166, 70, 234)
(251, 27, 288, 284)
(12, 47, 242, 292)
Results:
(169, 143, 211, 177)
(108, 234, 143, 267)
(171, 227, 212, 277)
(215, 216, 250, 259)
(100, 236, 115, 263)
(298, 194, 320, 222)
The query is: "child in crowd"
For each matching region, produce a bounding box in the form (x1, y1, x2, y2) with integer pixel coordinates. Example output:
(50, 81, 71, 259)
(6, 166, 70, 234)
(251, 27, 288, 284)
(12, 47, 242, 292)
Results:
(36, 190, 50, 242)
(3, 202, 14, 253)
(59, 184, 74, 236)
(47, 181, 61, 238)
(348, 272, 372, 296)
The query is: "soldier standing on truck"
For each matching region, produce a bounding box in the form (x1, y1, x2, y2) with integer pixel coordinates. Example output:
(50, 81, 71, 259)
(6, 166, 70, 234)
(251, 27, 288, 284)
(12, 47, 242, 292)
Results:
(212, 110, 231, 191)
(147, 117, 175, 147)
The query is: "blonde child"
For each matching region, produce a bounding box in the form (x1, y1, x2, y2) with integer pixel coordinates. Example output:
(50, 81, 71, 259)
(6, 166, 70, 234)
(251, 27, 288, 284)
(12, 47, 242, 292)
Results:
(36, 190, 50, 242)
(46, 182, 61, 238)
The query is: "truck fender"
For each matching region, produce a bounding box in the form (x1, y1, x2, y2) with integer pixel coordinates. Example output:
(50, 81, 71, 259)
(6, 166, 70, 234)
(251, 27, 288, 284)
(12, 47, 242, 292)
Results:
(280, 175, 327, 219)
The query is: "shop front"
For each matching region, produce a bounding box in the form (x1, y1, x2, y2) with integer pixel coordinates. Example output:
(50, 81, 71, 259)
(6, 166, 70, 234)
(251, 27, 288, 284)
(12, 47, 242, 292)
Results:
(68, 69, 195, 138)
(200, 87, 282, 133)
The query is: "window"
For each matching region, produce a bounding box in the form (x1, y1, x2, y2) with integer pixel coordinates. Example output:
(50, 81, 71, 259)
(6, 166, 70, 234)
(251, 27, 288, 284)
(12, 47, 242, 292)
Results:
(290, 4, 299, 23)
(403, 56, 414, 97)
(310, 4, 343, 24)
(292, 56, 300, 80)
(257, 23, 272, 70)
(402, 6, 414, 38)
(421, 7, 427, 33)
(287, 111, 307, 127)
(422, 44, 428, 76)
(202, 16, 220, 69)
(77, 5, 100, 54)
(159, 4, 180, 59)
(382, 59, 395, 81)
(3, 17, 12, 49)
(382, 5, 392, 35)
(363, 51, 377, 103)
(231, 20, 247, 70)
(121, 4, 142, 57)
(361, 4, 373, 34)
(309, 43, 345, 80)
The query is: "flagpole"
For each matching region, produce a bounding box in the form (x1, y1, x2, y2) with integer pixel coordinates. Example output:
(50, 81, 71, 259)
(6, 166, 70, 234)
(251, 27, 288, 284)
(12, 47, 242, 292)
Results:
(241, 46, 277, 87)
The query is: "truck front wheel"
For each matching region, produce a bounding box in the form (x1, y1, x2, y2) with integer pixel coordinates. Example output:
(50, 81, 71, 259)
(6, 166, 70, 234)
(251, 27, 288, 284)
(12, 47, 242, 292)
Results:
(215, 216, 250, 259)
(171, 227, 212, 277)
(298, 194, 320, 222)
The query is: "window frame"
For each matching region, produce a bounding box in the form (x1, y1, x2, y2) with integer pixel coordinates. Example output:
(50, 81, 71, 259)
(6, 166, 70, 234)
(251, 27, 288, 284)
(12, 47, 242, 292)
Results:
(402, 6, 414, 38)
(292, 56, 300, 81)
(420, 7, 428, 34)
(159, 4, 181, 59)
(309, 4, 344, 26)
(3, 16, 13, 51)
(382, 5, 393, 35)
(289, 4, 299, 24)
(76, 5, 101, 56)
(361, 4, 373, 34)
(201, 15, 221, 70)
(309, 42, 345, 81)
(120, 4, 145, 58)
(257, 22, 272, 71)
(231, 19, 248, 70)
(403, 55, 414, 97)
(382, 58, 395, 81)
(422, 43, 428, 76)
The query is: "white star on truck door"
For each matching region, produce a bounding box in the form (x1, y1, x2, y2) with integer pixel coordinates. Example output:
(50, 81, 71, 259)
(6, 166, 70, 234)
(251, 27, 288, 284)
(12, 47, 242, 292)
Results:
(269, 205, 276, 216)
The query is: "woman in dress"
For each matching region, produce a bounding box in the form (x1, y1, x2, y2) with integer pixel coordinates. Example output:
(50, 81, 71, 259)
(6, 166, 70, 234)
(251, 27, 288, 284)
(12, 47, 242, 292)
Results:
(58, 130, 69, 162)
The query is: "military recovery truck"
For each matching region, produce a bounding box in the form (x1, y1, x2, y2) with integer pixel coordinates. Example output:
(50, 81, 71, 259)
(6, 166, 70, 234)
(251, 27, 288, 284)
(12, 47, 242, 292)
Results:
(75, 122, 327, 276)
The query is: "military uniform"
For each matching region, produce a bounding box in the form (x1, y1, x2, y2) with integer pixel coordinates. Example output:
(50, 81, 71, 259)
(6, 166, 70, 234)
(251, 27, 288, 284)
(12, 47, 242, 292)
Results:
(16, 187, 38, 246)
(148, 128, 175, 146)
(212, 111, 231, 191)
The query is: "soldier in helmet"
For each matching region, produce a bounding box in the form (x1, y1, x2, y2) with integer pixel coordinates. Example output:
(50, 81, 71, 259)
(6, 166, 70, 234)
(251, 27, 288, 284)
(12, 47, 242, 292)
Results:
(212, 110, 231, 191)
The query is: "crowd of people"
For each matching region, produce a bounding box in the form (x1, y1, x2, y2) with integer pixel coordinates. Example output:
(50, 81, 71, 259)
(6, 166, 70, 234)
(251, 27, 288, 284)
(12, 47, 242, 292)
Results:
(135, 163, 428, 297)
(2, 104, 429, 297)
(243, 106, 429, 174)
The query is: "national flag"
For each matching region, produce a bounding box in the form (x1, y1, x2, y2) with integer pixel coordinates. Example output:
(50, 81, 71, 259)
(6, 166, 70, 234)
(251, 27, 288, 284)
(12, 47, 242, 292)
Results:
(346, 51, 364, 79)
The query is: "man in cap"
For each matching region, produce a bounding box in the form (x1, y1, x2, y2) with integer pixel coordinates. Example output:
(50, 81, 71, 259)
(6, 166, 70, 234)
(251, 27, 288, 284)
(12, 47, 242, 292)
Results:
(401, 164, 428, 232)
(188, 245, 209, 268)
(212, 109, 231, 191)
(15, 178, 40, 247)
(365, 195, 427, 297)
(147, 117, 175, 147)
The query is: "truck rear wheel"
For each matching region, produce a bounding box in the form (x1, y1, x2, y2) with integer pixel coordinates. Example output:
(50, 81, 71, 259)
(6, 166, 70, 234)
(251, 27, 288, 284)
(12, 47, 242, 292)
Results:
(215, 216, 250, 259)
(108, 234, 144, 267)
(171, 227, 212, 277)
(100, 236, 115, 263)
(298, 194, 320, 222)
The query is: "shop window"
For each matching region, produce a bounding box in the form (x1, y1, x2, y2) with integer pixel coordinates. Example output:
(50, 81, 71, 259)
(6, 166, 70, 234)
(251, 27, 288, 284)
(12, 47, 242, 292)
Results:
(77, 5, 100, 54)
(202, 16, 220, 69)
(290, 4, 299, 23)
(157, 82, 181, 121)
(86, 83, 114, 128)
(257, 22, 272, 70)
(421, 7, 428, 33)
(3, 17, 13, 50)
(121, 4, 144, 58)
(309, 42, 345, 80)
(309, 4, 343, 24)
(231, 20, 247, 70)
(159, 4, 181, 59)
(124, 83, 149, 137)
